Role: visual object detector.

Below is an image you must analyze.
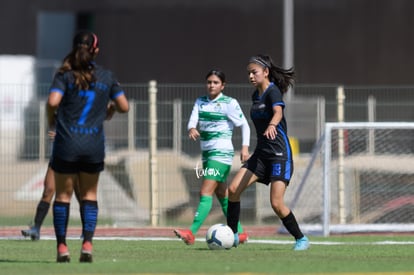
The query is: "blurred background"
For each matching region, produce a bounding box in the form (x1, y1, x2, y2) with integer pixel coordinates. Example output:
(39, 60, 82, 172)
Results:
(2, 0, 414, 84)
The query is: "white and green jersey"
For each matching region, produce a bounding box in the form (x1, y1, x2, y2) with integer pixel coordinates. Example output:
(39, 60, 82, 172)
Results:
(188, 93, 250, 165)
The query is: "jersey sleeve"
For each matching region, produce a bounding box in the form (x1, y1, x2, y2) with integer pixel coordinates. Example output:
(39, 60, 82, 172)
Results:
(49, 73, 66, 95)
(187, 99, 199, 130)
(268, 86, 285, 109)
(227, 99, 250, 146)
(227, 99, 248, 127)
(109, 73, 125, 100)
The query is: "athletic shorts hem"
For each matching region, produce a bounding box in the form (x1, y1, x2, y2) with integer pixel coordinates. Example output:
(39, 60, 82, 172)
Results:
(51, 157, 104, 174)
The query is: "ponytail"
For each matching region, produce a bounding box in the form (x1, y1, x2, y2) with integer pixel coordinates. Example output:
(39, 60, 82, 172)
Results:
(58, 31, 99, 90)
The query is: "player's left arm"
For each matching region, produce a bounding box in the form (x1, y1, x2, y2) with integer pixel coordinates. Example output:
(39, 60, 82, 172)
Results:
(264, 89, 284, 140)
(111, 93, 129, 113)
(105, 101, 116, 120)
(110, 78, 129, 114)
(46, 91, 62, 129)
(228, 99, 250, 162)
(264, 105, 283, 140)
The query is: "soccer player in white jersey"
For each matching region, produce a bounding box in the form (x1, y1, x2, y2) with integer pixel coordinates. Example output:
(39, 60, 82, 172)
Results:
(174, 69, 250, 245)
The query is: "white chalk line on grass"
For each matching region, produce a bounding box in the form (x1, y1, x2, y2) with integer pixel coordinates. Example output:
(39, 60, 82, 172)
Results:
(2, 236, 414, 245)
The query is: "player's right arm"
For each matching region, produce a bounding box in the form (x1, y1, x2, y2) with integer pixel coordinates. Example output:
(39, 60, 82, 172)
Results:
(187, 99, 200, 141)
(47, 73, 65, 129)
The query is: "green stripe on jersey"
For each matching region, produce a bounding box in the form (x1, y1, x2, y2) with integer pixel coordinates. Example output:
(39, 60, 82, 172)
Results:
(199, 111, 227, 121)
(202, 149, 234, 159)
(200, 131, 232, 141)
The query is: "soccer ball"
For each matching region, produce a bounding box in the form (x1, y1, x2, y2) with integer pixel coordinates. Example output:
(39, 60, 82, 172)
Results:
(205, 223, 234, 250)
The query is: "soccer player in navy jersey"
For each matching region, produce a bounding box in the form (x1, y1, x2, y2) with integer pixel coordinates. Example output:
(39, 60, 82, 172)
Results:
(22, 108, 115, 241)
(47, 30, 129, 262)
(226, 54, 309, 250)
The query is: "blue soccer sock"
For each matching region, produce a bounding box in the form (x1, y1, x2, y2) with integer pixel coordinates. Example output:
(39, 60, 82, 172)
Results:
(53, 201, 70, 245)
(81, 200, 98, 243)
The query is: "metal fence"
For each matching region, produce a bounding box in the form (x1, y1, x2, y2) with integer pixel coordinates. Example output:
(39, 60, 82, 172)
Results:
(0, 83, 413, 228)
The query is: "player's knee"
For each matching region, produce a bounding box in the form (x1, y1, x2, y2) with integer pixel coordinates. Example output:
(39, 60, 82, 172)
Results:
(227, 186, 240, 201)
(271, 200, 285, 216)
(42, 187, 55, 201)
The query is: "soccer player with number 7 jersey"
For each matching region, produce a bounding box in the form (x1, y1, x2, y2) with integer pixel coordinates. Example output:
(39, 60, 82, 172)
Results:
(47, 30, 129, 262)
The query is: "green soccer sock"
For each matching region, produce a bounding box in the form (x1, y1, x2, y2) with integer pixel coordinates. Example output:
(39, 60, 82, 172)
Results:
(218, 197, 244, 233)
(190, 195, 213, 234)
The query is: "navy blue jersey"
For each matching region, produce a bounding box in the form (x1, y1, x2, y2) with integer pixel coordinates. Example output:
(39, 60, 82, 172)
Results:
(50, 65, 125, 163)
(250, 83, 292, 160)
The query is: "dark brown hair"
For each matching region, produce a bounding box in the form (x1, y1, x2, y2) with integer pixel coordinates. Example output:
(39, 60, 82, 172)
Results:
(58, 30, 99, 90)
(205, 69, 226, 83)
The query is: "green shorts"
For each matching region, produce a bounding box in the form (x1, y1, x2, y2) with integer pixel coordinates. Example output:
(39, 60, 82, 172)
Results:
(202, 160, 231, 182)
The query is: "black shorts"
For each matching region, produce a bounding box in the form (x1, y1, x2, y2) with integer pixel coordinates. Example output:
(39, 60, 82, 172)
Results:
(243, 152, 293, 185)
(51, 157, 104, 174)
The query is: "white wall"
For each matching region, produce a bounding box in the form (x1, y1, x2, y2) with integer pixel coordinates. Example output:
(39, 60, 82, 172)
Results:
(0, 55, 35, 159)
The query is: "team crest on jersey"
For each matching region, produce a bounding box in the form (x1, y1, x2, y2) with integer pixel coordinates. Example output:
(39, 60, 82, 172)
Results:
(214, 103, 221, 112)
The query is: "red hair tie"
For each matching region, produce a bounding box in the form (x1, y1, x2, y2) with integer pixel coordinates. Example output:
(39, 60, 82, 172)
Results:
(92, 33, 98, 49)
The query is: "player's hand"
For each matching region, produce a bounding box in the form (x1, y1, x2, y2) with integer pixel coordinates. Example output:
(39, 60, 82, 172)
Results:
(48, 129, 56, 141)
(188, 128, 200, 141)
(240, 146, 250, 163)
(106, 102, 116, 121)
(264, 124, 277, 140)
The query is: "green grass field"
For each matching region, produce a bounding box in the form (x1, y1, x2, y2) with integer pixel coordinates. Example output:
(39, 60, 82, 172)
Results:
(1, 235, 414, 275)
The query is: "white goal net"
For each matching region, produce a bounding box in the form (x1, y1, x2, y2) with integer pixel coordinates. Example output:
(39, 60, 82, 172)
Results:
(285, 122, 414, 236)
